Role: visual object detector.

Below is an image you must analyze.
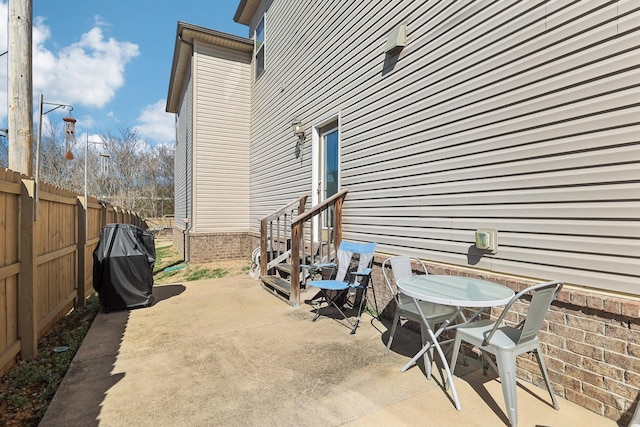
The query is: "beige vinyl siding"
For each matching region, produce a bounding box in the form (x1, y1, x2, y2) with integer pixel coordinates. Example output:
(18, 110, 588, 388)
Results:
(248, 1, 640, 294)
(174, 73, 193, 229)
(192, 42, 251, 233)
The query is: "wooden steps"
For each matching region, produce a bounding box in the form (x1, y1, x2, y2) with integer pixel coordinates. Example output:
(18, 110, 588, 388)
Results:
(261, 261, 323, 304)
(260, 275, 292, 302)
(275, 263, 292, 278)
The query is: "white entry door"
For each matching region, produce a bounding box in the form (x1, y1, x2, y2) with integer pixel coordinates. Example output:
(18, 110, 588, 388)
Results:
(312, 121, 340, 240)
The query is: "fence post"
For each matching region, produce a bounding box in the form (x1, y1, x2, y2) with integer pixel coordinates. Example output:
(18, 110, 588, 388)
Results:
(101, 202, 108, 229)
(19, 179, 37, 359)
(76, 196, 87, 307)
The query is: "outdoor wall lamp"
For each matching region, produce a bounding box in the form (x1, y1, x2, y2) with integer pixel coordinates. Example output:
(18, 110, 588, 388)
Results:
(292, 119, 305, 158)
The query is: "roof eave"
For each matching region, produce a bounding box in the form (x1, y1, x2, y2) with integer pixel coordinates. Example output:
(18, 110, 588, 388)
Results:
(166, 21, 253, 113)
(234, 0, 261, 26)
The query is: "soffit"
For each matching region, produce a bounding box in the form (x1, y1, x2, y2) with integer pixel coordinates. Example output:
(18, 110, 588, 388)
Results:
(234, 0, 261, 25)
(166, 22, 253, 113)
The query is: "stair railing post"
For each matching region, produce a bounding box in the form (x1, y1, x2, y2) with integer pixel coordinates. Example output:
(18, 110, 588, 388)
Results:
(297, 196, 308, 215)
(297, 195, 308, 261)
(290, 220, 301, 307)
(260, 217, 268, 277)
(334, 195, 344, 250)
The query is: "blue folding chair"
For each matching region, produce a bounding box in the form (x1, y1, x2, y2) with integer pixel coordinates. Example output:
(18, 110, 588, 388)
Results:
(308, 241, 377, 334)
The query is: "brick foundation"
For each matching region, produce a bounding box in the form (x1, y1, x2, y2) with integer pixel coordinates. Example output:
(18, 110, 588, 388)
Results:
(172, 228, 255, 262)
(188, 232, 253, 263)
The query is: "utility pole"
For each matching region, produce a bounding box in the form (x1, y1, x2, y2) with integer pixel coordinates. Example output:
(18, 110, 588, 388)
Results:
(8, 0, 33, 175)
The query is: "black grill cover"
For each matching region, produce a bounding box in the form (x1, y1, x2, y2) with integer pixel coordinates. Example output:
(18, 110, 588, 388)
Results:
(93, 223, 155, 311)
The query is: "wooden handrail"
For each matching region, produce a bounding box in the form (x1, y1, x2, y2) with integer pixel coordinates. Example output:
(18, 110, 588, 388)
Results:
(260, 195, 308, 222)
(291, 189, 348, 225)
(260, 195, 308, 279)
(258, 190, 348, 307)
(290, 189, 348, 306)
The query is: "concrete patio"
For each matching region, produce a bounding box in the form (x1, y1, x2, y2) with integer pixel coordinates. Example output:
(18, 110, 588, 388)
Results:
(40, 275, 620, 426)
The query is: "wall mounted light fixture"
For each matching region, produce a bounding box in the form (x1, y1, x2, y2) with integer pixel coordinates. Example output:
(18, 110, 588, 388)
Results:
(292, 119, 305, 158)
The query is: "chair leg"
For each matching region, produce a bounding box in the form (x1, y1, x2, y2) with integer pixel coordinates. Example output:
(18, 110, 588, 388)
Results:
(482, 352, 488, 375)
(369, 283, 380, 319)
(312, 291, 327, 322)
(534, 345, 559, 410)
(495, 352, 519, 427)
(313, 289, 354, 331)
(385, 309, 401, 354)
(351, 287, 368, 334)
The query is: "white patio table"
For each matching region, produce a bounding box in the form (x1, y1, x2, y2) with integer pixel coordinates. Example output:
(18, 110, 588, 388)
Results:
(397, 275, 515, 410)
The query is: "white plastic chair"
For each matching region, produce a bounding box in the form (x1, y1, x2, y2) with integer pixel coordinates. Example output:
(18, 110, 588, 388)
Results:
(449, 281, 563, 427)
(383, 256, 459, 377)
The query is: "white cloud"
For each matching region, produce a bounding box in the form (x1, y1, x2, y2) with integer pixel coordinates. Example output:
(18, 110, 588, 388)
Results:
(134, 99, 175, 145)
(93, 14, 111, 29)
(34, 23, 139, 108)
(0, 2, 139, 124)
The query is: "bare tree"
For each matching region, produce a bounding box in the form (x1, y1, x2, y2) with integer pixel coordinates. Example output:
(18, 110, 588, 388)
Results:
(154, 143, 175, 216)
(0, 134, 7, 168)
(100, 128, 145, 212)
(24, 125, 174, 219)
(98, 128, 174, 218)
(138, 143, 174, 217)
(37, 122, 80, 189)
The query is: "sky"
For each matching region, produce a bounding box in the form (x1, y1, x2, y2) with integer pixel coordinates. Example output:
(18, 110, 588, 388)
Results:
(0, 1, 249, 146)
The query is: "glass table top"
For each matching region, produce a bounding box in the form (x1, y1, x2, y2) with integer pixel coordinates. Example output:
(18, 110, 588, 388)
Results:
(397, 275, 515, 307)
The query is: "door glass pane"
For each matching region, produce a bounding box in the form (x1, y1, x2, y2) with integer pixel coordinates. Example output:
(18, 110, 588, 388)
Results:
(324, 130, 338, 199)
(323, 129, 339, 228)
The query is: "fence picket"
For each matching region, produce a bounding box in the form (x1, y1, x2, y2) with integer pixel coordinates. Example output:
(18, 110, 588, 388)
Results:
(0, 169, 147, 374)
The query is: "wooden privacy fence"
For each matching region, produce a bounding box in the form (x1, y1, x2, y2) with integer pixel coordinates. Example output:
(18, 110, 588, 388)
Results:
(0, 169, 146, 375)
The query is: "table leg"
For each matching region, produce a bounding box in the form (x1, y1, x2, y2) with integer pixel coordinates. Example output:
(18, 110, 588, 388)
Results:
(400, 308, 460, 373)
(400, 298, 462, 411)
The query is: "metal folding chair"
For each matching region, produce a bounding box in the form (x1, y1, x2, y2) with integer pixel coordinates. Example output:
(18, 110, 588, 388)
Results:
(308, 240, 377, 334)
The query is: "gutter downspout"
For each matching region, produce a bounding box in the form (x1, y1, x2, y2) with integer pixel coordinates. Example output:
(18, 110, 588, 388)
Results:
(184, 137, 192, 262)
(184, 223, 191, 262)
(182, 121, 193, 263)
(179, 31, 194, 263)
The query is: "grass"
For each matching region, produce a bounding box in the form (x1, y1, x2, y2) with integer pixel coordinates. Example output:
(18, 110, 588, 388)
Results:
(153, 241, 251, 283)
(0, 240, 251, 426)
(154, 244, 183, 271)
